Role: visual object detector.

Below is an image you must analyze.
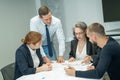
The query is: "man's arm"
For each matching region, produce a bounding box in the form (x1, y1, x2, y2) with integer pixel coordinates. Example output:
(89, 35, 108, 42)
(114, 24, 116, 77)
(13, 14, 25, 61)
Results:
(56, 20, 65, 63)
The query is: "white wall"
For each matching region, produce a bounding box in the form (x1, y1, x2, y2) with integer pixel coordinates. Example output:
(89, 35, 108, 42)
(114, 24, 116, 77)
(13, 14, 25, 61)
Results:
(62, 0, 120, 42)
(0, 0, 38, 79)
(35, 0, 41, 14)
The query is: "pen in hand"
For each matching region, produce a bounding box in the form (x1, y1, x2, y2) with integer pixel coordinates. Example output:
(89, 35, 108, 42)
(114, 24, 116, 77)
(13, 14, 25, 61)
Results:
(64, 65, 75, 76)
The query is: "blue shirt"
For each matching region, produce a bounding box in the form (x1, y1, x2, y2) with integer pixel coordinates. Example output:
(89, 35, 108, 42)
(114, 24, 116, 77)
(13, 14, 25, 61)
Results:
(30, 15, 65, 56)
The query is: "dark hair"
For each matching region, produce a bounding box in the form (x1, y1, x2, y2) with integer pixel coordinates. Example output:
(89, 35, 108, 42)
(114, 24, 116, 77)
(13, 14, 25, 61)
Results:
(88, 23, 105, 36)
(21, 31, 42, 45)
(38, 6, 51, 17)
(73, 22, 87, 36)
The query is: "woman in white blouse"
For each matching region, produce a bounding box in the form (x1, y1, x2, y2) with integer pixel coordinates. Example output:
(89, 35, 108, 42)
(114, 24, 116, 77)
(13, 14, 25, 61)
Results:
(68, 22, 95, 63)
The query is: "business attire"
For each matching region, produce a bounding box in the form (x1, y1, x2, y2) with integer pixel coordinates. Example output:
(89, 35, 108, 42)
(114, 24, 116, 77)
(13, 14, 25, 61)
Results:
(75, 37, 120, 80)
(14, 44, 44, 80)
(69, 38, 97, 60)
(30, 15, 65, 60)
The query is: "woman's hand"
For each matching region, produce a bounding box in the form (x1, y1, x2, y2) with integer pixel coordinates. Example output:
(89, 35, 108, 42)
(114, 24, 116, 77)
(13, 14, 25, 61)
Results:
(68, 57, 76, 62)
(81, 55, 93, 64)
(42, 63, 52, 71)
(36, 63, 52, 73)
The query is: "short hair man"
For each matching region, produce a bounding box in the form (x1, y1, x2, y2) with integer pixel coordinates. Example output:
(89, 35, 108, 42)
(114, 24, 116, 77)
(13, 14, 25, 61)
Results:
(30, 6, 65, 63)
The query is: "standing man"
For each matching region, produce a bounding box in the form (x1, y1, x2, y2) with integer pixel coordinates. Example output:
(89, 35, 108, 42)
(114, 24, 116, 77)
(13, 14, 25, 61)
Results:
(30, 6, 65, 63)
(64, 23, 120, 80)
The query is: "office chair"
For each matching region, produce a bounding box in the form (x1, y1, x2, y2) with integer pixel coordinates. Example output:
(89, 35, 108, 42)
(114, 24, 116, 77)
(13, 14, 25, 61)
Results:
(0, 63, 15, 80)
(103, 72, 110, 80)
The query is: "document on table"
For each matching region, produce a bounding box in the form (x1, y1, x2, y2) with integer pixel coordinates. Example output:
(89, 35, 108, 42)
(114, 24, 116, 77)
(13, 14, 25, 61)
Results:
(17, 60, 100, 80)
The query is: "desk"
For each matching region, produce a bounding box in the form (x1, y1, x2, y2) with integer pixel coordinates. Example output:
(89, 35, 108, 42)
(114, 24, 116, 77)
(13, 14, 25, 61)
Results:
(17, 61, 101, 80)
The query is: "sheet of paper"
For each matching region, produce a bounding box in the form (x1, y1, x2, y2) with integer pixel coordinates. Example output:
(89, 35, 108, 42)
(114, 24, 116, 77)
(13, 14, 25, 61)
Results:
(17, 61, 99, 80)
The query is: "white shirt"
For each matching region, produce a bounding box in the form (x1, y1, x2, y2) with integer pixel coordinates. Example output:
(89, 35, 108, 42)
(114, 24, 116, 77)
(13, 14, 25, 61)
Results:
(76, 43, 87, 60)
(30, 15, 65, 56)
(27, 45, 40, 68)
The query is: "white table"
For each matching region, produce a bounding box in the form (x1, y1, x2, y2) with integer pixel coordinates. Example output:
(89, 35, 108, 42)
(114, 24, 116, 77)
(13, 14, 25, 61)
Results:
(17, 61, 101, 80)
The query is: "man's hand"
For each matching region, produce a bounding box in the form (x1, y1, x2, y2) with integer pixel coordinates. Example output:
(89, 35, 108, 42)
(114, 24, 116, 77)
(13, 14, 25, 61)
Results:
(81, 55, 93, 64)
(64, 66, 75, 76)
(57, 56, 64, 63)
(87, 66, 95, 70)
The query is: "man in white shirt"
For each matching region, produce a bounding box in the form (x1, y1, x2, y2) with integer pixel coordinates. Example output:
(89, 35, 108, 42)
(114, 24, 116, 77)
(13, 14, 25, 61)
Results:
(30, 6, 65, 63)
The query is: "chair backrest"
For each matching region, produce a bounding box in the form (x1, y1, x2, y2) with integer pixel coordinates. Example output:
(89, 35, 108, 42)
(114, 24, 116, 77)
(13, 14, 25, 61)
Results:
(0, 63, 15, 80)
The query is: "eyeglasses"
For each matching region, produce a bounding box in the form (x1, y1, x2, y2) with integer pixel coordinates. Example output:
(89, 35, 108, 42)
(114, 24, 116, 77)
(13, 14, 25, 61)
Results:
(75, 32, 84, 36)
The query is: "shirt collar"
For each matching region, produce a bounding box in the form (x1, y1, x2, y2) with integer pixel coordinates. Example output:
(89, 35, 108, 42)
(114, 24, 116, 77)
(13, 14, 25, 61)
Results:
(27, 44, 36, 54)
